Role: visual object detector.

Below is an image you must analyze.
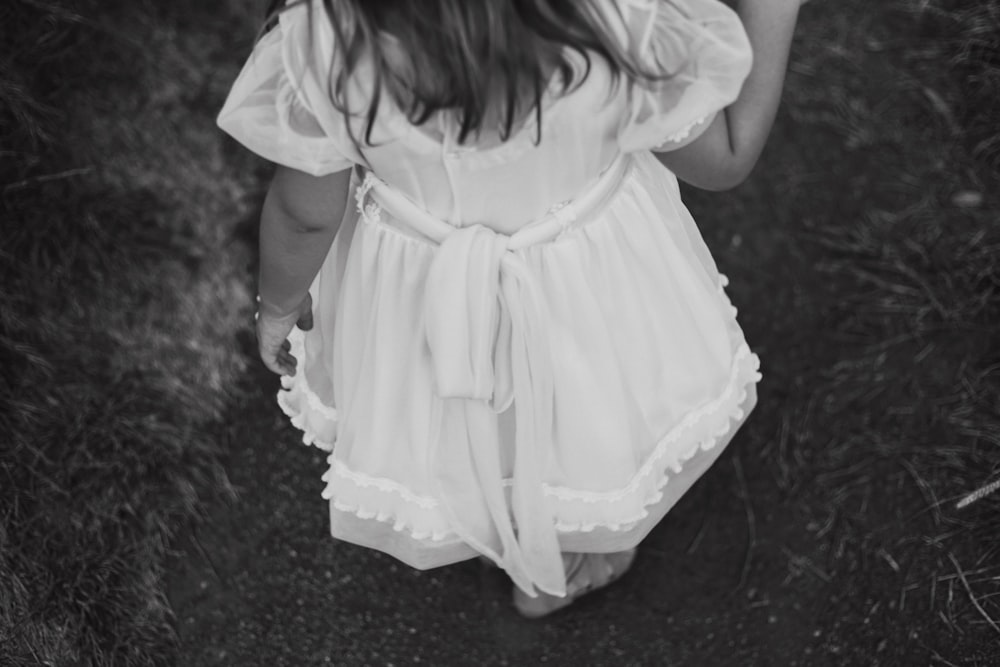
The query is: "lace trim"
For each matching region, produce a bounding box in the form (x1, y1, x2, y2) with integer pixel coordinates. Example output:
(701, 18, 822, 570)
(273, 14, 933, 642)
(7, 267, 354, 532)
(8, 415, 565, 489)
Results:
(276, 331, 337, 451)
(278, 264, 759, 534)
(553, 354, 759, 532)
(328, 497, 451, 542)
(289, 345, 755, 503)
(540, 345, 757, 504)
(281, 340, 760, 537)
(662, 115, 709, 146)
(276, 389, 336, 451)
(317, 350, 758, 537)
(277, 410, 334, 450)
(322, 454, 437, 510)
(717, 274, 738, 317)
(355, 171, 382, 225)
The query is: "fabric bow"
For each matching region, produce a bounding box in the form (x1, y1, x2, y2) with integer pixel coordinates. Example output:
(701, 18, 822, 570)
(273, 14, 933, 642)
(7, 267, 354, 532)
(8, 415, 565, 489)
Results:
(424, 224, 565, 598)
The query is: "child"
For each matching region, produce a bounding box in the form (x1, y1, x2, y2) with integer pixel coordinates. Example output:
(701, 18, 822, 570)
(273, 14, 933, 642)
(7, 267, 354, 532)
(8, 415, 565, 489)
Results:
(218, 0, 805, 618)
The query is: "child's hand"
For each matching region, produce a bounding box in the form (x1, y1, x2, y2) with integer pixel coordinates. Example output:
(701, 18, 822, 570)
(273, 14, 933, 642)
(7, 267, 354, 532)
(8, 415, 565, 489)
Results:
(256, 293, 314, 376)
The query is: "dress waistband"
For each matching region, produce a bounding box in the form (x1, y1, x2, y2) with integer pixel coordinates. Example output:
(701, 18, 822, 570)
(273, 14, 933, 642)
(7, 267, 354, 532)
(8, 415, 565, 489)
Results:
(357, 153, 632, 248)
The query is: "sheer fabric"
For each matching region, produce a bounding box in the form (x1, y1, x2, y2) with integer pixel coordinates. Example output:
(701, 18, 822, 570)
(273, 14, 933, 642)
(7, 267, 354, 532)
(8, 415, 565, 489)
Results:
(218, 0, 752, 230)
(218, 0, 758, 597)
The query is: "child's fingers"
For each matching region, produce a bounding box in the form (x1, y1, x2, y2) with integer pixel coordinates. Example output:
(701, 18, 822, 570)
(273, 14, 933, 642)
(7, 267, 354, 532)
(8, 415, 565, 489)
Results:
(264, 349, 297, 376)
(256, 309, 303, 375)
(296, 293, 314, 331)
(258, 335, 297, 376)
(278, 351, 298, 376)
(262, 355, 285, 376)
(297, 307, 314, 331)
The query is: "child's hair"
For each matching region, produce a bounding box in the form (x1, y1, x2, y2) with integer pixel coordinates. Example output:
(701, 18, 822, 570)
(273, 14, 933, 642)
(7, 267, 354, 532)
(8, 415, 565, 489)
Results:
(266, 0, 669, 146)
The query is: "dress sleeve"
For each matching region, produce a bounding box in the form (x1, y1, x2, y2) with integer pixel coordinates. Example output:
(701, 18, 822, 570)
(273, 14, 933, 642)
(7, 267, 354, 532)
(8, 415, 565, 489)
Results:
(616, 0, 753, 153)
(216, 2, 360, 176)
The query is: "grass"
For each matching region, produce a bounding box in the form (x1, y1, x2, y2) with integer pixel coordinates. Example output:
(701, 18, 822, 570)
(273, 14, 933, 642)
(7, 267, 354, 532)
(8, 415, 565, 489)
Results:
(760, 0, 1000, 656)
(1, 0, 999, 664)
(1, 0, 259, 664)
(906, 0, 1000, 170)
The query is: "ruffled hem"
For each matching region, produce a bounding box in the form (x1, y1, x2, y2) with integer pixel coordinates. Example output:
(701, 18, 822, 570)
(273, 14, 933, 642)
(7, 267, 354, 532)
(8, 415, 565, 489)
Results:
(656, 114, 711, 148)
(323, 456, 454, 543)
(544, 345, 760, 532)
(276, 337, 338, 451)
(278, 327, 762, 541)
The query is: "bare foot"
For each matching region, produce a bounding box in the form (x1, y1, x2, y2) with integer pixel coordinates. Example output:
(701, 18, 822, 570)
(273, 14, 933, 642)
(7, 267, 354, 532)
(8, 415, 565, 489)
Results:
(512, 549, 637, 619)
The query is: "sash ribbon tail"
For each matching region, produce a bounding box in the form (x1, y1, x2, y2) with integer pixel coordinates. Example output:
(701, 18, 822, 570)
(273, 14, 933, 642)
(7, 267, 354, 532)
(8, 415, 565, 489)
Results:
(423, 224, 566, 598)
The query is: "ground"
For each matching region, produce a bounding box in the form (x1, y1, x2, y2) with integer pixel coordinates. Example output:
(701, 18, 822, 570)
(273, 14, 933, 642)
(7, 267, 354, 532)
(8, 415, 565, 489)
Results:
(2, 0, 998, 665)
(168, 3, 1000, 665)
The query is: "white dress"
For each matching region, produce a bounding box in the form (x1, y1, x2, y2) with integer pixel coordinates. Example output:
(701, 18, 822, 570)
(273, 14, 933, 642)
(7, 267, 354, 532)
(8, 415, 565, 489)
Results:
(218, 0, 760, 598)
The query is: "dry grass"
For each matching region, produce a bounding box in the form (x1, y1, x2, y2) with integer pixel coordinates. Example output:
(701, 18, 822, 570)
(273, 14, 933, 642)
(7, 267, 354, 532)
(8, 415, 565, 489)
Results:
(2, 0, 999, 663)
(905, 0, 1000, 170)
(768, 0, 1000, 656)
(1, 0, 259, 664)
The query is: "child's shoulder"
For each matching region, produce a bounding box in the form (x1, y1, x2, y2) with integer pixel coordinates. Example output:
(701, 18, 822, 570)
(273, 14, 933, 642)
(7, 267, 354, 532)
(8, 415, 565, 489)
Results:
(216, 0, 364, 176)
(611, 0, 753, 153)
(274, 0, 336, 77)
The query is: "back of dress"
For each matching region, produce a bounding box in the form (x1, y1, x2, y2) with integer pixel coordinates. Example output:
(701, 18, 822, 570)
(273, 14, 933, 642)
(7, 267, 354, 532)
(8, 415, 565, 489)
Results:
(217, 0, 761, 599)
(219, 0, 751, 233)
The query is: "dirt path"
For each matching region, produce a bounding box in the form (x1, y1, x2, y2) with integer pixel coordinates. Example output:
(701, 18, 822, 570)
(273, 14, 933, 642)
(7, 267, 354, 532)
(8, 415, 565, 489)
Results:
(168, 2, 999, 665)
(168, 364, 822, 666)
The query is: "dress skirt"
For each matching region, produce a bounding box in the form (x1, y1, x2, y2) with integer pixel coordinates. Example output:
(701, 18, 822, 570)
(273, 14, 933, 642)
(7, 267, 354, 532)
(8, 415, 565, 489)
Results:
(278, 151, 762, 597)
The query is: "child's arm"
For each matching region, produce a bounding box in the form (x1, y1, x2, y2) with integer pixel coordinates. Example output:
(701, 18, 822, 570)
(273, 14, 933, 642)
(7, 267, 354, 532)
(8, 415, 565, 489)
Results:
(655, 0, 801, 191)
(256, 165, 352, 376)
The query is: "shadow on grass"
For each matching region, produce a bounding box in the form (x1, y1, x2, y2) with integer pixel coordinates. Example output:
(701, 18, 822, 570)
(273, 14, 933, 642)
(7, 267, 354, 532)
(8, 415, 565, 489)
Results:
(1, 0, 260, 664)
